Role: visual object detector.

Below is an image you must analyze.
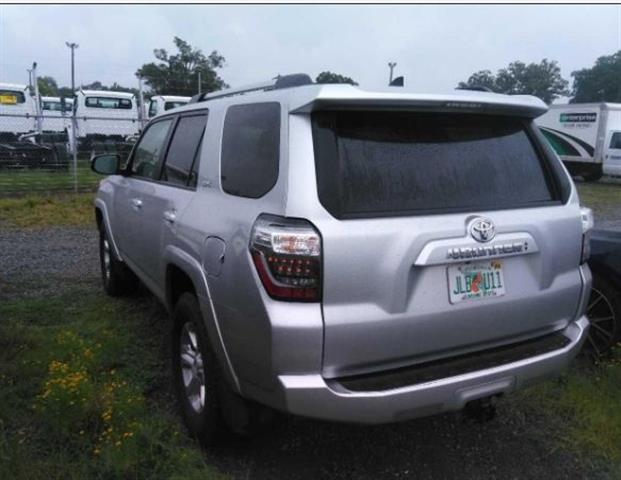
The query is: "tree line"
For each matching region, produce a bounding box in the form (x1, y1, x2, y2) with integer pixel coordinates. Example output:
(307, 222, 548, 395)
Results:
(458, 51, 621, 104)
(35, 37, 621, 105)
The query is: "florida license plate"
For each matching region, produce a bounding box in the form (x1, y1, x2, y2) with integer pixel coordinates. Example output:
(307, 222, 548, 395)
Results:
(448, 260, 506, 304)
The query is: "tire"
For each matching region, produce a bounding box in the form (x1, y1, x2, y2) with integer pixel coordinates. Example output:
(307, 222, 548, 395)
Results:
(582, 165, 603, 182)
(172, 293, 227, 445)
(98, 227, 138, 296)
(584, 272, 621, 357)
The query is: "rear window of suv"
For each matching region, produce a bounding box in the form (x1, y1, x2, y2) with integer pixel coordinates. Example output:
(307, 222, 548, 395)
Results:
(312, 111, 560, 219)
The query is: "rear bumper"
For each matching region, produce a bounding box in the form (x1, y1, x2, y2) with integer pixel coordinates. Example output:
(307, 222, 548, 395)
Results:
(277, 315, 589, 424)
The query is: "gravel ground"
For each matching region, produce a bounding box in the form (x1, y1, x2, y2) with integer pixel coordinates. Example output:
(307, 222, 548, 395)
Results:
(1, 192, 618, 479)
(0, 226, 99, 300)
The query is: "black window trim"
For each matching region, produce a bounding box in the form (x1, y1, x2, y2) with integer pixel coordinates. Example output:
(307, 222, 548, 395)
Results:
(126, 109, 208, 191)
(311, 110, 568, 220)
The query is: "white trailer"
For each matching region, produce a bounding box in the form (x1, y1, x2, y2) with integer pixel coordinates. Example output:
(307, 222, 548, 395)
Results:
(0, 83, 37, 140)
(537, 103, 621, 181)
(147, 95, 191, 118)
(74, 89, 140, 141)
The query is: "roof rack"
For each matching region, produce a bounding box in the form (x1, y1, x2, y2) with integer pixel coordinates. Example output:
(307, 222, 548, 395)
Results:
(189, 73, 313, 104)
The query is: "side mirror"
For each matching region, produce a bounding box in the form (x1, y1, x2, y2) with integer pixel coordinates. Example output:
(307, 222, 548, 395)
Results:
(91, 154, 121, 175)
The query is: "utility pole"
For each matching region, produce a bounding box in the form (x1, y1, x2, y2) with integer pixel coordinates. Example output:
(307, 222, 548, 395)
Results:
(66, 42, 79, 93)
(66, 41, 79, 193)
(198, 70, 202, 95)
(31, 62, 42, 134)
(137, 75, 146, 127)
(388, 62, 397, 85)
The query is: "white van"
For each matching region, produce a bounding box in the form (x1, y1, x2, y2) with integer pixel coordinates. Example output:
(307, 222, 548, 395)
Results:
(74, 90, 141, 142)
(40, 96, 73, 133)
(0, 83, 37, 139)
(147, 95, 191, 118)
(537, 103, 621, 181)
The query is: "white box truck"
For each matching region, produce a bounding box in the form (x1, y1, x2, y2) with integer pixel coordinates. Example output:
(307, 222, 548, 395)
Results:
(74, 89, 140, 141)
(0, 83, 37, 140)
(537, 103, 621, 181)
(147, 95, 191, 118)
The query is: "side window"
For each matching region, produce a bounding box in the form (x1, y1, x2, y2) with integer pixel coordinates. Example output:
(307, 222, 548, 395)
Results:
(149, 100, 157, 117)
(131, 119, 173, 179)
(161, 114, 207, 187)
(610, 132, 621, 150)
(221, 102, 280, 198)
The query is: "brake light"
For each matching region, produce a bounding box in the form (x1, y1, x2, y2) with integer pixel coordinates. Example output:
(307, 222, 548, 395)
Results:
(580, 207, 594, 264)
(250, 215, 322, 301)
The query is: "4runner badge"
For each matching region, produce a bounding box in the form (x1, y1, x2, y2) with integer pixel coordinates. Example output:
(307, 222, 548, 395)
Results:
(470, 218, 495, 243)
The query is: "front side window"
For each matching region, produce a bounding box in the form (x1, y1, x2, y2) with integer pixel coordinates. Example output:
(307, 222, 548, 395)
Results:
(161, 114, 207, 187)
(131, 119, 173, 179)
(0, 90, 26, 105)
(221, 102, 280, 198)
(85, 96, 133, 109)
(149, 100, 158, 117)
(610, 132, 621, 150)
(312, 111, 558, 219)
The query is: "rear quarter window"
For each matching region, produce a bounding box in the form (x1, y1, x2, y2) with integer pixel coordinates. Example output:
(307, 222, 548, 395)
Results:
(85, 96, 133, 109)
(220, 102, 280, 198)
(312, 111, 561, 219)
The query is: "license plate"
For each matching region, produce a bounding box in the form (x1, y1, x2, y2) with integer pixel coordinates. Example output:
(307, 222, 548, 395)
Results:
(448, 260, 506, 304)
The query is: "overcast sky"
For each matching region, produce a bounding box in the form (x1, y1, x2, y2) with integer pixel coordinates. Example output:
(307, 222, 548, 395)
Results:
(1, 4, 620, 96)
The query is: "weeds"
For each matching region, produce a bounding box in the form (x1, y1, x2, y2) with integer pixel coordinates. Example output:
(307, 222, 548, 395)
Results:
(0, 290, 225, 479)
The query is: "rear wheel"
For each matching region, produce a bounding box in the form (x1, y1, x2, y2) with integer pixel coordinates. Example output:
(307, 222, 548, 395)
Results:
(172, 293, 225, 445)
(584, 273, 621, 356)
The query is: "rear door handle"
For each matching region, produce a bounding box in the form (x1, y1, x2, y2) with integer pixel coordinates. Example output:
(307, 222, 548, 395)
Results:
(163, 210, 177, 223)
(131, 198, 143, 209)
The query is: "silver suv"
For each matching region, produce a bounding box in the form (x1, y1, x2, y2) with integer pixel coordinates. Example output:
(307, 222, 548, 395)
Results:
(92, 74, 592, 443)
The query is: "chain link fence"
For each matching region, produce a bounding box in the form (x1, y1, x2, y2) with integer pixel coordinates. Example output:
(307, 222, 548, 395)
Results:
(0, 112, 146, 196)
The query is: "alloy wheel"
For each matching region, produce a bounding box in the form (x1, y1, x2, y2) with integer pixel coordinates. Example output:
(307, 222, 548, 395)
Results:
(179, 322, 206, 413)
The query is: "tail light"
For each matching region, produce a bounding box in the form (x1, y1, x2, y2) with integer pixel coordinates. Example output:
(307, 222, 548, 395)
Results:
(250, 214, 322, 301)
(580, 207, 594, 264)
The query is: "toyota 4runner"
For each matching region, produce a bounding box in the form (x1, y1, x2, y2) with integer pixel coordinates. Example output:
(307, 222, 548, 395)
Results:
(91, 74, 592, 443)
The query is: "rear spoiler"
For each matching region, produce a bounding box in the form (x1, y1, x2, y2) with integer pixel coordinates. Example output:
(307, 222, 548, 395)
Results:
(290, 90, 548, 118)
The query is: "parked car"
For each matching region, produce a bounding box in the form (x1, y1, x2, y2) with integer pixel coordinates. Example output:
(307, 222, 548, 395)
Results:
(586, 229, 621, 355)
(91, 74, 592, 444)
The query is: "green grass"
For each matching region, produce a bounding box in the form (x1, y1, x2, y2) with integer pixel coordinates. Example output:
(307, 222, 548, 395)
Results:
(0, 290, 226, 480)
(577, 182, 621, 219)
(516, 353, 621, 476)
(0, 165, 102, 196)
(0, 193, 94, 228)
